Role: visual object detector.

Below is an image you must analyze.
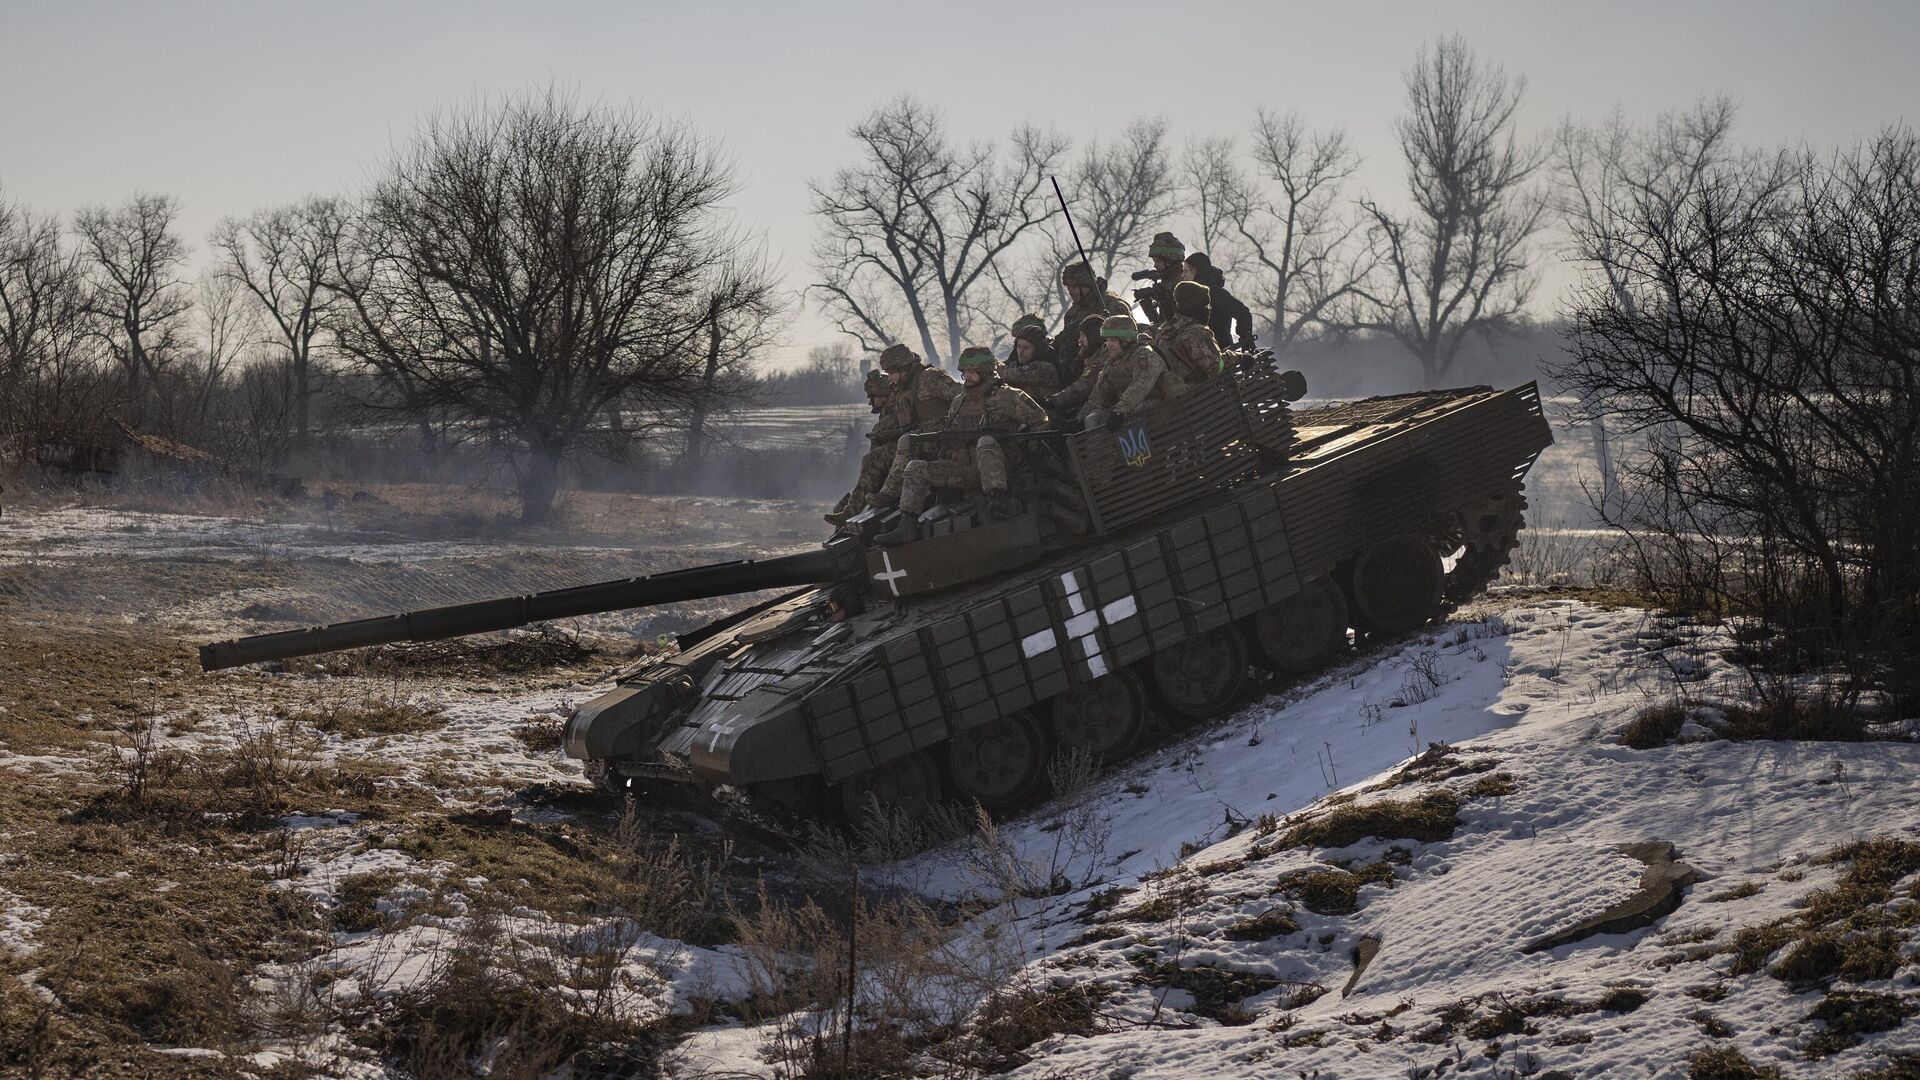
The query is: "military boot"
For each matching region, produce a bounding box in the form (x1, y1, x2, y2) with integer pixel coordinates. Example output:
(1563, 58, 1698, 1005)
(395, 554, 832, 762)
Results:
(874, 514, 921, 547)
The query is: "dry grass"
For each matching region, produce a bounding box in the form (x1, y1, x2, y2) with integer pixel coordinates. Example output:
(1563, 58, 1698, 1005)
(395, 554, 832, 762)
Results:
(1688, 1045, 1784, 1079)
(1803, 991, 1916, 1058)
(281, 696, 443, 739)
(1620, 702, 1689, 749)
(1131, 958, 1280, 1025)
(1276, 791, 1463, 851)
(1223, 908, 1302, 941)
(1274, 860, 1397, 916)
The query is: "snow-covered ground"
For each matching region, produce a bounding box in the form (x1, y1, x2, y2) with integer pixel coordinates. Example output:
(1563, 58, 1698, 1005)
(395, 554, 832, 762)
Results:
(673, 601, 1920, 1078)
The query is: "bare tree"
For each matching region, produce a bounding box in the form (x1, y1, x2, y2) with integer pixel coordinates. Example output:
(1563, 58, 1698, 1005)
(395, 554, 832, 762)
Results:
(210, 197, 345, 448)
(0, 188, 87, 434)
(681, 245, 787, 477)
(1057, 118, 1177, 283)
(1549, 97, 1738, 502)
(1353, 37, 1546, 386)
(1558, 126, 1918, 701)
(1181, 135, 1239, 256)
(1199, 111, 1372, 353)
(73, 193, 193, 421)
(330, 89, 771, 522)
(809, 96, 1066, 366)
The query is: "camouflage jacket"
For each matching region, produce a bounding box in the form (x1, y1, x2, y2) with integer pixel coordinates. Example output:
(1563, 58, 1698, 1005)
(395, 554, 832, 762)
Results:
(868, 399, 905, 447)
(1088, 342, 1176, 416)
(1052, 291, 1131, 382)
(1153, 313, 1223, 387)
(938, 378, 1049, 469)
(891, 365, 961, 431)
(1001, 353, 1062, 399)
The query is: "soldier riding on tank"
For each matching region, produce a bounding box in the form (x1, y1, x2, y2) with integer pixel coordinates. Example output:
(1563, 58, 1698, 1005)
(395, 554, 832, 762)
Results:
(1001, 314, 1063, 399)
(1131, 232, 1191, 326)
(1081, 314, 1178, 429)
(871, 346, 1050, 545)
(1154, 280, 1226, 387)
(826, 368, 901, 528)
(1054, 261, 1130, 383)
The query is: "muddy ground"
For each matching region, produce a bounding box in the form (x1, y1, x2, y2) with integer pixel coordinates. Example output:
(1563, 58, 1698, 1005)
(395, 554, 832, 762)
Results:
(0, 484, 838, 1078)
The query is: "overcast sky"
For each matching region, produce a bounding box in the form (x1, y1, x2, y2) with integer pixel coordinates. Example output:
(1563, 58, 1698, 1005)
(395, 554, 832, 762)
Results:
(3, 0, 1915, 365)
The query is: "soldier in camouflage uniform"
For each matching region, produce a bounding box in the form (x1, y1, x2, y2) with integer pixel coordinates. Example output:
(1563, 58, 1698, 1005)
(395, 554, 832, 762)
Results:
(1083, 314, 1178, 427)
(1001, 317, 1063, 399)
(879, 342, 961, 432)
(825, 369, 901, 527)
(1135, 232, 1193, 326)
(1047, 313, 1115, 418)
(1153, 280, 1225, 387)
(874, 346, 1049, 545)
(1053, 262, 1131, 383)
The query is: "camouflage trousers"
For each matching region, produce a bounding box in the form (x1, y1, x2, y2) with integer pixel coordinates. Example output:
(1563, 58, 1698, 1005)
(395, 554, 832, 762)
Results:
(880, 434, 1012, 514)
(847, 442, 895, 508)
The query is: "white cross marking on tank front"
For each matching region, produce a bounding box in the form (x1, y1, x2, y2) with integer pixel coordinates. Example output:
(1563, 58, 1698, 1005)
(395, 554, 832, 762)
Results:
(1020, 570, 1138, 678)
(873, 551, 909, 597)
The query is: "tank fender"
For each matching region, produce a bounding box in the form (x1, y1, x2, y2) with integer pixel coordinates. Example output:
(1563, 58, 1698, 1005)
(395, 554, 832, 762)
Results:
(565, 680, 685, 761)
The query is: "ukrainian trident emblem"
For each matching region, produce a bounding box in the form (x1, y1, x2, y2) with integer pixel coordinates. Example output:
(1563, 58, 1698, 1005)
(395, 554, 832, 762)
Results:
(1116, 424, 1152, 467)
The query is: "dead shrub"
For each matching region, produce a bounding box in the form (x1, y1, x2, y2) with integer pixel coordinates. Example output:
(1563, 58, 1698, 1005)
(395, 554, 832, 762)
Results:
(1132, 959, 1279, 1025)
(1687, 1045, 1784, 1079)
(513, 718, 567, 754)
(370, 897, 657, 1080)
(1224, 908, 1301, 941)
(1274, 860, 1397, 916)
(1803, 990, 1916, 1058)
(1276, 791, 1461, 850)
(1620, 702, 1688, 749)
(966, 984, 1105, 1071)
(332, 871, 403, 934)
(1769, 933, 1845, 985)
(1726, 923, 1796, 975)
(284, 696, 442, 739)
(1718, 693, 1867, 742)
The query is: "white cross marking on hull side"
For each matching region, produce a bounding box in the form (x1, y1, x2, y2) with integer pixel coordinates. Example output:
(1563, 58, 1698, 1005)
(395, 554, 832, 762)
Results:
(1020, 570, 1138, 678)
(873, 551, 909, 597)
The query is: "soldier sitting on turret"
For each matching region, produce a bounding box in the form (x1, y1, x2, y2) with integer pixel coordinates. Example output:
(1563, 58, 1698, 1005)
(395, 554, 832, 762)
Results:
(1154, 280, 1226, 387)
(871, 346, 1050, 546)
(1082, 314, 1179, 429)
(825, 368, 900, 528)
(1054, 261, 1130, 384)
(1001, 314, 1063, 399)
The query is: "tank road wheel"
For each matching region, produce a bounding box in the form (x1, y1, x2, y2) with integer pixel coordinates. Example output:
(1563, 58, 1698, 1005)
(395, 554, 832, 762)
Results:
(1048, 671, 1150, 760)
(1444, 488, 1528, 603)
(944, 711, 1052, 812)
(1345, 533, 1445, 637)
(1149, 627, 1251, 723)
(1248, 577, 1350, 676)
(836, 750, 944, 823)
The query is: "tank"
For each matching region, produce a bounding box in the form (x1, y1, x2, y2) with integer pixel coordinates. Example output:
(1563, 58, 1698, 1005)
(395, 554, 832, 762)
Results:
(198, 357, 1553, 822)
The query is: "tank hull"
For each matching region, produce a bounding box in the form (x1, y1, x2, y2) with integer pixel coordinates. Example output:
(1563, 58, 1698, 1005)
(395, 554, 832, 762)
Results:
(569, 382, 1553, 805)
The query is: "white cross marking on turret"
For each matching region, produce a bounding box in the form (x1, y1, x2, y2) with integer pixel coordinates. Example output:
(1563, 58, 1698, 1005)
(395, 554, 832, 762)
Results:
(873, 551, 909, 597)
(1021, 570, 1138, 678)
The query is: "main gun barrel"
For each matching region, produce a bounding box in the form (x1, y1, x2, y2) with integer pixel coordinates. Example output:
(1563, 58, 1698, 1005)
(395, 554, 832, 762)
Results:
(199, 544, 849, 671)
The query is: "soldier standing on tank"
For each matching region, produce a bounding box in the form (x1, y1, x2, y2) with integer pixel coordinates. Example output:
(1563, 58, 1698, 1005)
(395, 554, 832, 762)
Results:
(873, 346, 1049, 545)
(1154, 280, 1226, 387)
(1054, 261, 1130, 384)
(1083, 314, 1178, 428)
(1185, 252, 1257, 350)
(825, 368, 901, 527)
(1134, 232, 1193, 326)
(1001, 316, 1063, 399)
